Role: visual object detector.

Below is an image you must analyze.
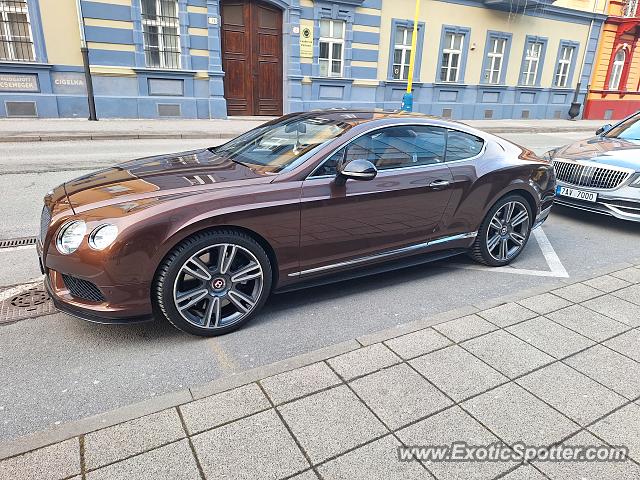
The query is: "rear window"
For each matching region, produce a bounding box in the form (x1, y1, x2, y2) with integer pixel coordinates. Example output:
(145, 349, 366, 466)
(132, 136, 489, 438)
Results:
(445, 130, 484, 162)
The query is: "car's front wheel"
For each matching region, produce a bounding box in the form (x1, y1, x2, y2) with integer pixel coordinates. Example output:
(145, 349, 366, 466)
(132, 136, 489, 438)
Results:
(469, 194, 533, 267)
(153, 230, 272, 337)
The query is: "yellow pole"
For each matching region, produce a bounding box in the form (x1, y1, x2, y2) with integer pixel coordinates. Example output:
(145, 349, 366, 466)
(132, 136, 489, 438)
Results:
(406, 0, 421, 94)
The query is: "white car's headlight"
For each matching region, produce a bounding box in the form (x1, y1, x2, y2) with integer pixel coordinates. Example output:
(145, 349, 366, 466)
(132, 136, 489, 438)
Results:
(56, 220, 87, 254)
(88, 224, 119, 250)
(630, 174, 640, 187)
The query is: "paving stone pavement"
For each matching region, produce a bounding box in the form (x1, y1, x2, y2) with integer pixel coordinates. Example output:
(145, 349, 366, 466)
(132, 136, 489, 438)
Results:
(2, 265, 640, 480)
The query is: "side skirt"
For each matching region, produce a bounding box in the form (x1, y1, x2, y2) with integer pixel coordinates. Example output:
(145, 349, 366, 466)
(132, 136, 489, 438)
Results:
(273, 248, 467, 294)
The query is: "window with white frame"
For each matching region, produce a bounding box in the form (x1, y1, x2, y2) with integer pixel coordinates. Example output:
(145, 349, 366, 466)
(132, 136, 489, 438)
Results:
(484, 37, 506, 84)
(319, 19, 344, 77)
(623, 0, 638, 17)
(0, 0, 34, 61)
(609, 49, 626, 90)
(392, 26, 412, 80)
(521, 41, 543, 86)
(440, 32, 464, 82)
(554, 45, 574, 88)
(141, 0, 181, 69)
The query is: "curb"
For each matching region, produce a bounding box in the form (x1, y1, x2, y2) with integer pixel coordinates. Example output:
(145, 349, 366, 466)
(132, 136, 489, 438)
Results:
(0, 126, 597, 143)
(0, 132, 241, 143)
(1, 256, 639, 461)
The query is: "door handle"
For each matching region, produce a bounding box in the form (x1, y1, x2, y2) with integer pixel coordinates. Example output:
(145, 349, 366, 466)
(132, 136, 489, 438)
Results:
(429, 179, 450, 190)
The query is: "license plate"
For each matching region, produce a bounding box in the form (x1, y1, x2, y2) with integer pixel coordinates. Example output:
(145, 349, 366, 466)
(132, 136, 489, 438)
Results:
(556, 185, 598, 203)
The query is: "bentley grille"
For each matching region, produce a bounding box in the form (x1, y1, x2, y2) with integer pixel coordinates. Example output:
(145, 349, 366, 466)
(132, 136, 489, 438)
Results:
(553, 160, 632, 190)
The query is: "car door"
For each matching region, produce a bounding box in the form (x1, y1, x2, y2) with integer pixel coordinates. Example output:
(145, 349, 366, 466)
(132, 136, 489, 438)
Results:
(297, 124, 454, 275)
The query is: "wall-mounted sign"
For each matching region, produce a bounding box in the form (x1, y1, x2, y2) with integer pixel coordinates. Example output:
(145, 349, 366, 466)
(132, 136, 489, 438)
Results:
(0, 73, 39, 92)
(208, 16, 218, 25)
(300, 24, 313, 58)
(51, 72, 87, 95)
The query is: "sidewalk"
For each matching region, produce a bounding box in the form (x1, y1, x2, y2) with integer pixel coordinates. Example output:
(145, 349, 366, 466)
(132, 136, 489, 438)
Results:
(0, 117, 605, 143)
(1, 263, 640, 480)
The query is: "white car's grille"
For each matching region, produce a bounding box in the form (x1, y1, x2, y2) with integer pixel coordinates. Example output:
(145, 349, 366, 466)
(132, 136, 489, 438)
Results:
(553, 160, 633, 190)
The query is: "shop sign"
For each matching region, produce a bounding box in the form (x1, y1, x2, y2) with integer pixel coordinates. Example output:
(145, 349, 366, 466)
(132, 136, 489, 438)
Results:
(0, 73, 39, 92)
(51, 72, 87, 94)
(300, 24, 313, 58)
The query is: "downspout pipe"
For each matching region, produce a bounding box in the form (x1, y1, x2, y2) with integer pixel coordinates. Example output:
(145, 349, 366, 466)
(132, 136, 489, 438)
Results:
(75, 0, 98, 121)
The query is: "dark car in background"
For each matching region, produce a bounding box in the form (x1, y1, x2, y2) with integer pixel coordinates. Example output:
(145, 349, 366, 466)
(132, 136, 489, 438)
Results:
(38, 110, 555, 336)
(546, 112, 640, 221)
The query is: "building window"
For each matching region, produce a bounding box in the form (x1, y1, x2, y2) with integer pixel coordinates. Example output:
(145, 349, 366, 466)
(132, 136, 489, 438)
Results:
(0, 0, 35, 62)
(319, 19, 344, 77)
(609, 49, 626, 90)
(554, 44, 576, 88)
(623, 0, 638, 17)
(141, 0, 181, 69)
(440, 31, 465, 82)
(484, 37, 506, 84)
(392, 26, 412, 80)
(520, 38, 546, 86)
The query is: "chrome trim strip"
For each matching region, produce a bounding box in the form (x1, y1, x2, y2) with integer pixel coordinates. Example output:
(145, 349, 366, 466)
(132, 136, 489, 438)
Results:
(288, 231, 478, 277)
(306, 122, 487, 180)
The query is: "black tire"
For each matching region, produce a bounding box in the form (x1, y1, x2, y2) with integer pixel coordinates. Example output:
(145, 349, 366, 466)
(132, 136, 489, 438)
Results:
(469, 194, 533, 267)
(153, 229, 273, 337)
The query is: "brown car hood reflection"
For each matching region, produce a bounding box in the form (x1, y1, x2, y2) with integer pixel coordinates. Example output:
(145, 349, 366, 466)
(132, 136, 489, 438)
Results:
(64, 149, 272, 212)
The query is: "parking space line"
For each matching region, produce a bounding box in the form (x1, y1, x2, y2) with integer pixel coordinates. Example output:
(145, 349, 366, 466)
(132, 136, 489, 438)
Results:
(449, 228, 570, 278)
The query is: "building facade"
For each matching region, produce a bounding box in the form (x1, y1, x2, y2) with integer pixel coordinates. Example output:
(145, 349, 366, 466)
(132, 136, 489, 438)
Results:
(584, 0, 640, 119)
(0, 0, 606, 120)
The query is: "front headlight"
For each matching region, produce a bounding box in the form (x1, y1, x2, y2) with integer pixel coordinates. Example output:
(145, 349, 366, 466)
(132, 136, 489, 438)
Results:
(630, 174, 640, 187)
(88, 224, 118, 250)
(56, 220, 87, 254)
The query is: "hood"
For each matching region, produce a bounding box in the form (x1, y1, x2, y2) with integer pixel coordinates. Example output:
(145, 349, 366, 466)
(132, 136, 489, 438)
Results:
(553, 136, 640, 171)
(63, 148, 272, 213)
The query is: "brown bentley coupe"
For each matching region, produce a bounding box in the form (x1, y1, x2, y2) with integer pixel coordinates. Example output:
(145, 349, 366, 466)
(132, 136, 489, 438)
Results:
(38, 110, 555, 336)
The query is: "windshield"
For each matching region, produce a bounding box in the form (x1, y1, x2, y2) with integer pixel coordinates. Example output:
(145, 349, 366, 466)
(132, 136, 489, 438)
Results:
(605, 113, 640, 141)
(210, 116, 352, 172)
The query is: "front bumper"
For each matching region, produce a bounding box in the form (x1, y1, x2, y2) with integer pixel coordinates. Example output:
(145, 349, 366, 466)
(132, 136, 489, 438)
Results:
(554, 182, 640, 222)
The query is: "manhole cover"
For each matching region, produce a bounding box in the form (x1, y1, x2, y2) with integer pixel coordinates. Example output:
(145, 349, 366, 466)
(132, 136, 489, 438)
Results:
(11, 287, 49, 310)
(0, 283, 57, 325)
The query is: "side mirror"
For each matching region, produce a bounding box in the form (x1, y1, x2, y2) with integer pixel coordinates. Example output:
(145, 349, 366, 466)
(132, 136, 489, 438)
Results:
(596, 124, 613, 136)
(335, 159, 378, 186)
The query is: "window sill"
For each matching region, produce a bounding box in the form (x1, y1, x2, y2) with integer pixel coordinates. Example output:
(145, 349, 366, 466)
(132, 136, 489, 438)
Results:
(433, 82, 469, 88)
(382, 80, 424, 86)
(133, 67, 199, 76)
(515, 85, 544, 90)
(310, 76, 354, 84)
(0, 61, 52, 69)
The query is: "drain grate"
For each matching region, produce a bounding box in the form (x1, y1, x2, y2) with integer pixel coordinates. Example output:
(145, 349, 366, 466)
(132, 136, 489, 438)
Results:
(0, 236, 37, 249)
(0, 283, 57, 324)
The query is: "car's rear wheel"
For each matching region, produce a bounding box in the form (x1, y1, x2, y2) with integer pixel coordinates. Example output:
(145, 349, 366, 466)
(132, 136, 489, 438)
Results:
(469, 194, 533, 267)
(153, 230, 272, 337)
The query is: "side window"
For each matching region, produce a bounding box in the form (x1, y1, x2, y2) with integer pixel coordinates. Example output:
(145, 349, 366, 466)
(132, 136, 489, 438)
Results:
(445, 130, 484, 162)
(310, 125, 447, 177)
(347, 125, 446, 170)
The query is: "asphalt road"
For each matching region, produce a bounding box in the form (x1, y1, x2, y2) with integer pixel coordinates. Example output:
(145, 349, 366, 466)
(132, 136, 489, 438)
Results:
(2, 130, 640, 443)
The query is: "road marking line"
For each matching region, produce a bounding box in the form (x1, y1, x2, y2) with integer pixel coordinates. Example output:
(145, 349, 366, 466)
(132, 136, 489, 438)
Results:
(206, 338, 239, 374)
(449, 227, 569, 278)
(0, 278, 44, 302)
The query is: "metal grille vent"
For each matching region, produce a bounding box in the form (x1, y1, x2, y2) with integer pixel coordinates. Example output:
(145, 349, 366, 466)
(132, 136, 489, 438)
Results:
(40, 205, 51, 242)
(6, 101, 36, 117)
(62, 274, 105, 302)
(553, 160, 632, 190)
(157, 103, 181, 117)
(442, 108, 452, 119)
(484, 110, 493, 119)
(521, 110, 530, 119)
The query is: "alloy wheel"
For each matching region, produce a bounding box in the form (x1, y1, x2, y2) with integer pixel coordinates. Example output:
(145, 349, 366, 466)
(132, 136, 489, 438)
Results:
(485, 201, 530, 262)
(172, 243, 264, 329)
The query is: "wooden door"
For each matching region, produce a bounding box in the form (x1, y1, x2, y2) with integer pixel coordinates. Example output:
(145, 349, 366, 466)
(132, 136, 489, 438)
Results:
(220, 0, 283, 116)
